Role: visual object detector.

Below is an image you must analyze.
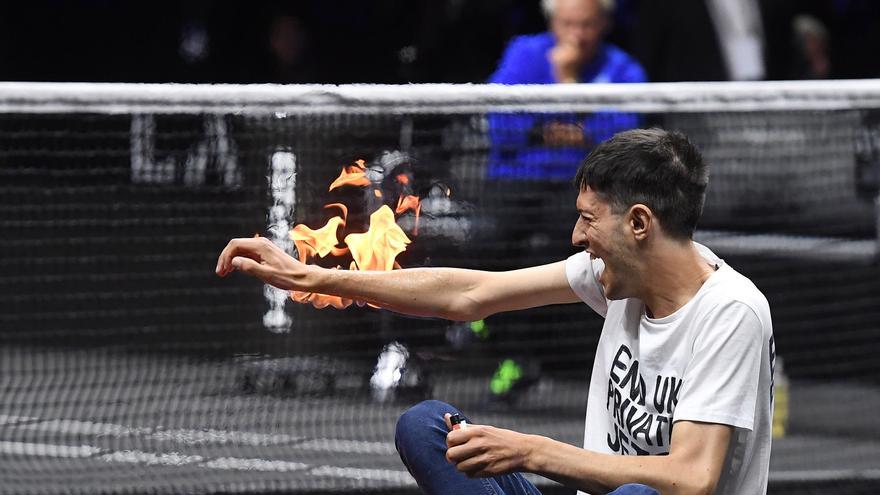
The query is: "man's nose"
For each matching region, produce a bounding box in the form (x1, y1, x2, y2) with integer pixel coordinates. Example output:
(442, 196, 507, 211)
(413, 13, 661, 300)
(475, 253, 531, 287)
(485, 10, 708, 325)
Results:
(572, 226, 586, 248)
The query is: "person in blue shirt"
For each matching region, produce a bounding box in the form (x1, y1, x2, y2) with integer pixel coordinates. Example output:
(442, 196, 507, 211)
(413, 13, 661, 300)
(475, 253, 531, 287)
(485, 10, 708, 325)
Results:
(477, 0, 647, 405)
(487, 0, 646, 180)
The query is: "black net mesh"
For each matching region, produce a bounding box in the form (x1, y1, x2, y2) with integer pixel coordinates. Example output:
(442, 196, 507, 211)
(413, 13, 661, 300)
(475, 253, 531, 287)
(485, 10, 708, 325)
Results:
(1, 98, 879, 494)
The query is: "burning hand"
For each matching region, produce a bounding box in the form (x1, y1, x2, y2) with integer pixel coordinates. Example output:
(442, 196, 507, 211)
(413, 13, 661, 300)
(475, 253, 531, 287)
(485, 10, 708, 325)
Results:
(444, 413, 533, 478)
(216, 236, 309, 291)
(217, 159, 426, 311)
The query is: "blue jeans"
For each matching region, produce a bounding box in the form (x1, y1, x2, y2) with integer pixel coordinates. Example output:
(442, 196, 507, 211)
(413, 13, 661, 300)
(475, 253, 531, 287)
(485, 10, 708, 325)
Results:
(395, 400, 659, 495)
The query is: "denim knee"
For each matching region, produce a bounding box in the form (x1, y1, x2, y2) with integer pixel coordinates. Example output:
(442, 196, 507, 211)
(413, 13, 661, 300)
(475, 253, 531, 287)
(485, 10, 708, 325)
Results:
(608, 483, 660, 495)
(395, 399, 455, 446)
(395, 401, 544, 495)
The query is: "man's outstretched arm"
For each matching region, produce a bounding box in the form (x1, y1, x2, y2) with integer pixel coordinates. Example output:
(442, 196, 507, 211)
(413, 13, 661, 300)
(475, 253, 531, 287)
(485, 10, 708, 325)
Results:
(216, 236, 581, 321)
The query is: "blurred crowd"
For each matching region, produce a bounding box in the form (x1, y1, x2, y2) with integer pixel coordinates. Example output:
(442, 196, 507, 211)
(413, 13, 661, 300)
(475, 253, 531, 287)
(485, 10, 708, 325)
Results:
(1, 0, 879, 84)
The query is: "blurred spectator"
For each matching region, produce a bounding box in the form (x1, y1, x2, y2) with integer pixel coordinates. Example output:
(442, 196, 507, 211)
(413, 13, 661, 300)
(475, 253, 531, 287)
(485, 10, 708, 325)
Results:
(169, 1, 217, 82)
(262, 12, 318, 83)
(792, 14, 831, 79)
(487, 0, 646, 180)
(473, 0, 645, 405)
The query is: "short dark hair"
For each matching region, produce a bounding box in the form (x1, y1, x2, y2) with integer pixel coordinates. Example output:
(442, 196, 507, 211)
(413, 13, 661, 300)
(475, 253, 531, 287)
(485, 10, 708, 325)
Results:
(573, 128, 708, 239)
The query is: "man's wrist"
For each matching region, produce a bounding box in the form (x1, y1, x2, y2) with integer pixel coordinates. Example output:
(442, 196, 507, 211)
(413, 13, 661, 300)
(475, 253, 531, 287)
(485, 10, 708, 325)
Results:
(553, 62, 580, 83)
(521, 434, 548, 473)
(296, 263, 324, 292)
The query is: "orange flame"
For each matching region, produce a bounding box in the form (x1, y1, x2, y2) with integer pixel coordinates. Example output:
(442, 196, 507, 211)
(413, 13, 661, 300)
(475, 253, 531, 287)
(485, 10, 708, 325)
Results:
(328, 160, 370, 191)
(291, 266, 353, 309)
(395, 194, 421, 236)
(289, 204, 349, 263)
(324, 202, 348, 221)
(289, 206, 410, 310)
(289, 216, 347, 262)
(286, 158, 433, 310)
(345, 205, 411, 272)
(292, 289, 353, 309)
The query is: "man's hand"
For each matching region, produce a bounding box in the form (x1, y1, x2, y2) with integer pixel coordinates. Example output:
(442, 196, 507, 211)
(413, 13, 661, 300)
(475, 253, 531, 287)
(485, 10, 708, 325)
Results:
(549, 41, 585, 83)
(444, 413, 534, 478)
(216, 237, 311, 291)
(543, 122, 586, 146)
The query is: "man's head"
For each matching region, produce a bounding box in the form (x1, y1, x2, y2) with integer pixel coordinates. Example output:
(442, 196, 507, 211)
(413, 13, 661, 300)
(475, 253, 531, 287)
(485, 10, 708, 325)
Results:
(574, 128, 708, 240)
(543, 0, 612, 62)
(570, 129, 707, 300)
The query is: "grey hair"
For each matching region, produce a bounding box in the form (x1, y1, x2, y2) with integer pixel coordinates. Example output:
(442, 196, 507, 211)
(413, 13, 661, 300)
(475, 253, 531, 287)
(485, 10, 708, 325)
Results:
(793, 14, 829, 43)
(541, 0, 615, 18)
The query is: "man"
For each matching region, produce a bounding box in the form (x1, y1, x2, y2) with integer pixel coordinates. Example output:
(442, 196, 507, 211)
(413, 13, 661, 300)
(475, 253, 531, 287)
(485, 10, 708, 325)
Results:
(487, 0, 646, 180)
(216, 129, 774, 495)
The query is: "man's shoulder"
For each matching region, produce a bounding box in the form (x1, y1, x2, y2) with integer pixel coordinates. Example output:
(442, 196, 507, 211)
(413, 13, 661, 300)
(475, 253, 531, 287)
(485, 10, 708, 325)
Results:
(491, 32, 555, 84)
(598, 43, 647, 81)
(688, 243, 769, 321)
(704, 264, 772, 325)
(505, 32, 555, 54)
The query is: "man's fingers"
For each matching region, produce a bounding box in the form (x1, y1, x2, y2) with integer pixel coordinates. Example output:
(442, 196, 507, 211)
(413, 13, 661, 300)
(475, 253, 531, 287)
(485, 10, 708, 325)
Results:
(231, 256, 269, 279)
(216, 238, 264, 276)
(446, 432, 482, 463)
(451, 453, 489, 477)
(552, 41, 580, 60)
(216, 236, 302, 291)
(216, 238, 245, 276)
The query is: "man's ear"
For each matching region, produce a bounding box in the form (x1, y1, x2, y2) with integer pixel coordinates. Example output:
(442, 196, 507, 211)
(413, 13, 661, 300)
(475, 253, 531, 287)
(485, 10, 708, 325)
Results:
(628, 204, 652, 241)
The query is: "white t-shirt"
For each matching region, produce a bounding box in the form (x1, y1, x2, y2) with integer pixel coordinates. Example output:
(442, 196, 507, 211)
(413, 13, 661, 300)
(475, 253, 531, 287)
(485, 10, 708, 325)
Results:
(565, 243, 774, 495)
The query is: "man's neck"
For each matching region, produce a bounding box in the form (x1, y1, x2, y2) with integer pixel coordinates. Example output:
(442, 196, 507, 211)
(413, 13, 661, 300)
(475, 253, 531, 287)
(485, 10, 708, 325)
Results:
(638, 241, 716, 319)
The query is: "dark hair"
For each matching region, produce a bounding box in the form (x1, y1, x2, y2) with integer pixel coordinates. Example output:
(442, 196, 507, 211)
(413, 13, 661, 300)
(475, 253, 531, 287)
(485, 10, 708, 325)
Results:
(573, 128, 708, 239)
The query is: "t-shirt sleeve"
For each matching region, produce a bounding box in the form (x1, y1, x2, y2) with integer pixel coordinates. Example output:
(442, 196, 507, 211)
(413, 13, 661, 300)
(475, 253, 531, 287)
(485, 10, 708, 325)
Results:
(565, 252, 608, 317)
(674, 301, 763, 430)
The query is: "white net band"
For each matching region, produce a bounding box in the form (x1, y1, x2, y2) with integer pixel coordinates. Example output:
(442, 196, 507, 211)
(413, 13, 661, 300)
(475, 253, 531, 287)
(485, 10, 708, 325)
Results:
(1, 80, 880, 115)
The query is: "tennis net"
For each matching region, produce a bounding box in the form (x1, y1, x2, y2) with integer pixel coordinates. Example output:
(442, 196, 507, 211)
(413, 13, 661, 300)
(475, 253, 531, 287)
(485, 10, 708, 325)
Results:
(1, 81, 879, 494)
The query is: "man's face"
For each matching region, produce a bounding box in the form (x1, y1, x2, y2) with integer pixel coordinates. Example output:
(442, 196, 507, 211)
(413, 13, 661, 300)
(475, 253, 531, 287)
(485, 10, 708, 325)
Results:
(572, 186, 637, 300)
(550, 0, 607, 62)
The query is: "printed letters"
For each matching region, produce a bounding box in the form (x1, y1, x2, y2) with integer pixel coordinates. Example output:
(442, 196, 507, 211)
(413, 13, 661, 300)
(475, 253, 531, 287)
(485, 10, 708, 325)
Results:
(605, 344, 680, 454)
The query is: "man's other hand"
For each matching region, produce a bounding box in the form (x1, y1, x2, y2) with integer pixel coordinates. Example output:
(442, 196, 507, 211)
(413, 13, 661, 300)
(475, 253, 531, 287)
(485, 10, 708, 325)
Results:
(543, 122, 586, 146)
(444, 413, 534, 478)
(549, 42, 584, 83)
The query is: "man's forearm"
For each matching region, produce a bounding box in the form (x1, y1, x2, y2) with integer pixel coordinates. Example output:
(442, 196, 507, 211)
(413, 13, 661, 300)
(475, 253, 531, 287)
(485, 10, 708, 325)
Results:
(305, 265, 485, 321)
(524, 435, 721, 495)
